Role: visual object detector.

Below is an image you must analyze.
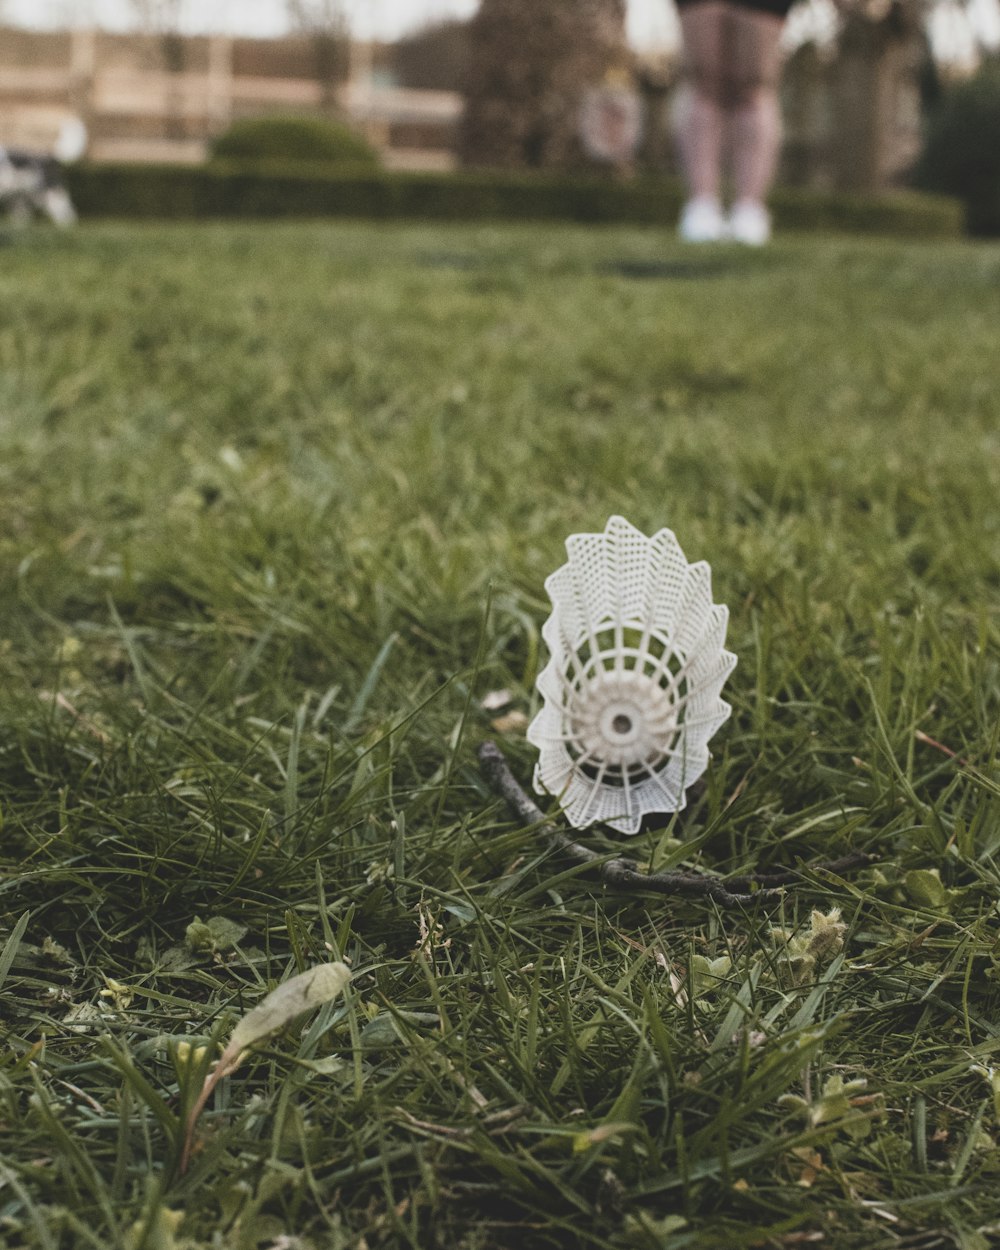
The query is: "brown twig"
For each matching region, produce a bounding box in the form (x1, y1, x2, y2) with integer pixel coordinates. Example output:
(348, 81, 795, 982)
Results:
(914, 729, 970, 769)
(478, 741, 775, 907)
(179, 1051, 239, 1175)
(723, 852, 878, 892)
(477, 741, 875, 909)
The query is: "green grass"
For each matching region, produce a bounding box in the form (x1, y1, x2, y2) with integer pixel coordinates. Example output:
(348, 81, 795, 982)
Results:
(1, 220, 1000, 1250)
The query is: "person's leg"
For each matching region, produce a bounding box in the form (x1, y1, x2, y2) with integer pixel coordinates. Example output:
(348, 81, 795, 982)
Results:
(676, 1, 729, 203)
(726, 6, 785, 206)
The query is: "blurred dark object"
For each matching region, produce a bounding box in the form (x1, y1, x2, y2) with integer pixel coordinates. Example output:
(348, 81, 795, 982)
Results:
(393, 20, 470, 92)
(209, 115, 379, 167)
(460, 0, 628, 170)
(830, 0, 925, 192)
(914, 60, 1000, 235)
(634, 54, 680, 175)
(0, 148, 77, 226)
(780, 1, 925, 193)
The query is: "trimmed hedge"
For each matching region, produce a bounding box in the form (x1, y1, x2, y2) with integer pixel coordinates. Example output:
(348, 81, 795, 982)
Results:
(210, 115, 379, 168)
(65, 161, 964, 236)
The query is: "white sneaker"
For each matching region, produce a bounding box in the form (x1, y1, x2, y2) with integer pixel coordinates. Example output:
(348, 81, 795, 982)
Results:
(727, 200, 771, 246)
(678, 196, 725, 244)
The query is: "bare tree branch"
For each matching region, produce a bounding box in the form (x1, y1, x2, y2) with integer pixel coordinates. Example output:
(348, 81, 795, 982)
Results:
(477, 740, 875, 908)
(285, 0, 350, 109)
(285, 0, 348, 35)
(129, 0, 184, 34)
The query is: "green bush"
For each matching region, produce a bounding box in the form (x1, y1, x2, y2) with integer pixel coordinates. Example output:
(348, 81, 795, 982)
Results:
(209, 115, 379, 169)
(65, 161, 963, 237)
(915, 62, 1000, 235)
(771, 186, 963, 238)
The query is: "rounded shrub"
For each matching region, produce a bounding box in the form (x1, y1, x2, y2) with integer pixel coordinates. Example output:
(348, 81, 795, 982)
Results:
(915, 62, 1000, 235)
(210, 115, 379, 169)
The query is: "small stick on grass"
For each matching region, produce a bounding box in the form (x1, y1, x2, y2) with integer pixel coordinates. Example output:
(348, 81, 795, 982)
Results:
(478, 741, 775, 907)
(722, 852, 877, 892)
(914, 729, 970, 769)
(478, 741, 875, 909)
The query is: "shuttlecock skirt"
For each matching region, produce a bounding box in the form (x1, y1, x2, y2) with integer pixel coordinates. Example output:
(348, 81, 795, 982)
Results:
(527, 516, 736, 833)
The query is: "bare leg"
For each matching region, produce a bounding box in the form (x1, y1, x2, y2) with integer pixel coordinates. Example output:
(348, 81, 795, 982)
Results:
(676, 2, 729, 201)
(726, 7, 785, 204)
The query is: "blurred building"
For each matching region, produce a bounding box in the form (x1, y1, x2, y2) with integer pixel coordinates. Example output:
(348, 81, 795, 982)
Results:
(0, 25, 461, 169)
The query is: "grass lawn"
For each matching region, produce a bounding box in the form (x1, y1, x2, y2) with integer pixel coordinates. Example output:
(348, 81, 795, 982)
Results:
(1, 220, 1000, 1250)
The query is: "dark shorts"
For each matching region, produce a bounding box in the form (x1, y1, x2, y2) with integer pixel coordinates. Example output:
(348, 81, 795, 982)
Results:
(676, 0, 794, 17)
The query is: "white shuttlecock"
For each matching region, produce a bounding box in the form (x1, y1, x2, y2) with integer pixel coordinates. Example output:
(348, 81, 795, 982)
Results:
(526, 515, 736, 834)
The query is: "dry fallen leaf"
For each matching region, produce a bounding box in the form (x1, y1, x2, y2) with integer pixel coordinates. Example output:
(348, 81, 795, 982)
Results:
(491, 710, 529, 735)
(790, 1146, 825, 1187)
(180, 961, 351, 1172)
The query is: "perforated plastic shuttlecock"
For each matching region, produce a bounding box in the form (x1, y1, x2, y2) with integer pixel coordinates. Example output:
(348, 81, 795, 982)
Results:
(526, 515, 736, 834)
